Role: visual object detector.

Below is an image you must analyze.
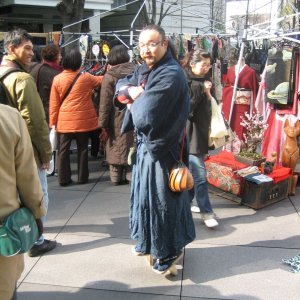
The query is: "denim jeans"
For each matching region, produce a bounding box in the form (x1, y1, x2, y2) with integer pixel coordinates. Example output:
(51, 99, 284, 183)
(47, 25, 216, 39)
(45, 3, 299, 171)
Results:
(36, 168, 49, 245)
(189, 154, 214, 216)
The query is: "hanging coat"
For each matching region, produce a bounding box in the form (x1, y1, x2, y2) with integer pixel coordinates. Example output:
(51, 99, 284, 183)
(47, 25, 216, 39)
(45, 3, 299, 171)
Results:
(222, 64, 258, 140)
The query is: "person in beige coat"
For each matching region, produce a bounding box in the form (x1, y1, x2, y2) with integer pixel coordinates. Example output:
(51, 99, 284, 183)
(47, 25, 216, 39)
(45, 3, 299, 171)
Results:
(1, 28, 54, 257)
(0, 104, 46, 300)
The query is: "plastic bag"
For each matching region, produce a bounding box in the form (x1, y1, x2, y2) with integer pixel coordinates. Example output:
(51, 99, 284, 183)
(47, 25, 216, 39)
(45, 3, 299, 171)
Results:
(210, 97, 228, 138)
(49, 126, 58, 151)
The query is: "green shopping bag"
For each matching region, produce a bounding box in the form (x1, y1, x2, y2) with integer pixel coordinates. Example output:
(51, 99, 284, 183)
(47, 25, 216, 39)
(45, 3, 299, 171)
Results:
(0, 207, 38, 257)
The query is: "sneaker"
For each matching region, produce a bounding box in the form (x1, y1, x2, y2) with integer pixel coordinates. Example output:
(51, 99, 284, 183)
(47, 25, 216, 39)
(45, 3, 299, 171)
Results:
(152, 252, 183, 274)
(204, 218, 219, 228)
(28, 239, 57, 257)
(191, 206, 200, 213)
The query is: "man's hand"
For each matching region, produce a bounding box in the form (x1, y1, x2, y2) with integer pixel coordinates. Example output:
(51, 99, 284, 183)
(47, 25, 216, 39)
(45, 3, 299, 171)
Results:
(128, 86, 144, 100)
(41, 162, 50, 170)
(203, 80, 213, 100)
(99, 128, 109, 142)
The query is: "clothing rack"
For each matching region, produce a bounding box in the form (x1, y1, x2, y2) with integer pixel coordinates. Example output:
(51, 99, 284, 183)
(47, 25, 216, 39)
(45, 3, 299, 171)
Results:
(61, 0, 139, 32)
(59, 0, 233, 51)
(228, 7, 300, 122)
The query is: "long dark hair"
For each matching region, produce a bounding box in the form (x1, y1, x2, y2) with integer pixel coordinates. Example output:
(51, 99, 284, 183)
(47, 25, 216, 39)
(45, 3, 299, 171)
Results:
(62, 48, 82, 71)
(107, 45, 130, 66)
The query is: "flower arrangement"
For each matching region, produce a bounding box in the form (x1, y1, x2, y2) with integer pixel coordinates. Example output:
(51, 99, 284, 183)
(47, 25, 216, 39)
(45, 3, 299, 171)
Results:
(239, 112, 268, 159)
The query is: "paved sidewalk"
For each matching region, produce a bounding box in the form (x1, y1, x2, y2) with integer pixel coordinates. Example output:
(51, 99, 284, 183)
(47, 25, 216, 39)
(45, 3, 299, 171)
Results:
(17, 155, 300, 300)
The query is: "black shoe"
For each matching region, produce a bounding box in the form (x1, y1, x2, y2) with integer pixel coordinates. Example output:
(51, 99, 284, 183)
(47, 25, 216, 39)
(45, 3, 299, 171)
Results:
(59, 180, 73, 187)
(152, 252, 183, 274)
(78, 180, 88, 184)
(112, 179, 129, 186)
(28, 239, 57, 257)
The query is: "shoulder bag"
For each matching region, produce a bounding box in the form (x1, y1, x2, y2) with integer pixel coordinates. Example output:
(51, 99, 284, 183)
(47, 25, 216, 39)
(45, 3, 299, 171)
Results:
(169, 128, 194, 192)
(0, 207, 39, 257)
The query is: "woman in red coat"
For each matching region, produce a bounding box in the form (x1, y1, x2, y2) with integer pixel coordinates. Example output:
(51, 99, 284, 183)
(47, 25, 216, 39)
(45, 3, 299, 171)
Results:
(49, 49, 103, 186)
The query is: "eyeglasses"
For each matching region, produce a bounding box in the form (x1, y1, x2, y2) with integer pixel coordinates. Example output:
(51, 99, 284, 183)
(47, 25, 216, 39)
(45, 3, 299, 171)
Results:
(137, 41, 162, 51)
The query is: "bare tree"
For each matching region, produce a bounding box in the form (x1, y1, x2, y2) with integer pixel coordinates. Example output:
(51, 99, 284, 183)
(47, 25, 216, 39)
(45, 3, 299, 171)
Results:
(57, 0, 85, 49)
(140, 0, 179, 25)
(140, 0, 225, 34)
(57, 0, 85, 31)
(210, 0, 225, 33)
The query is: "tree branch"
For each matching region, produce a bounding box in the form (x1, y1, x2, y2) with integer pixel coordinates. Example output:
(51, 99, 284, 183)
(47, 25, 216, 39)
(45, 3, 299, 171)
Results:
(158, 0, 178, 25)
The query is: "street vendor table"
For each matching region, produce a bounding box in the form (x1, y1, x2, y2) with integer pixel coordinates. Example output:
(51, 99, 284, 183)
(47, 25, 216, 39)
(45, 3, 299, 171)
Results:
(205, 151, 292, 209)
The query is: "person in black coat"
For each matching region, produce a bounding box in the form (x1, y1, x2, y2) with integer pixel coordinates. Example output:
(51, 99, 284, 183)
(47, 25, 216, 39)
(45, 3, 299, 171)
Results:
(181, 49, 219, 228)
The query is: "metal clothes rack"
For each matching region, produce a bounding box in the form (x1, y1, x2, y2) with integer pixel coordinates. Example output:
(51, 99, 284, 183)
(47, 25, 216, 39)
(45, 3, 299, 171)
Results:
(229, 8, 300, 123)
(59, 0, 234, 51)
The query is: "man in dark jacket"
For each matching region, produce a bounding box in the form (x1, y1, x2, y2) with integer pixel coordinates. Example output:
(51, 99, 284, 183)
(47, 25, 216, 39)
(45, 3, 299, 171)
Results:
(30, 44, 62, 124)
(30, 44, 62, 176)
(115, 25, 195, 275)
(1, 28, 56, 256)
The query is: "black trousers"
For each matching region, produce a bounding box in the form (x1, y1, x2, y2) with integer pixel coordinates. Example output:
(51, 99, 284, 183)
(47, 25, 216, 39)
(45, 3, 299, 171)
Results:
(89, 128, 101, 157)
(58, 132, 89, 184)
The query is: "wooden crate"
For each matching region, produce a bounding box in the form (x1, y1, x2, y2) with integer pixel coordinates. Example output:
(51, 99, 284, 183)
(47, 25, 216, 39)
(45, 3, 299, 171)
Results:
(241, 179, 288, 210)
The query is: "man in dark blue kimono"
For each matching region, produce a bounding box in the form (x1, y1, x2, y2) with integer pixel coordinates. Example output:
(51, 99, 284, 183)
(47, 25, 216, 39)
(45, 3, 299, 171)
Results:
(116, 24, 195, 274)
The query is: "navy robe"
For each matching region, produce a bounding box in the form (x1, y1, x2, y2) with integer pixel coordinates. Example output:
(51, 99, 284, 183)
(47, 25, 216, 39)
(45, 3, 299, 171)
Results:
(116, 49, 195, 259)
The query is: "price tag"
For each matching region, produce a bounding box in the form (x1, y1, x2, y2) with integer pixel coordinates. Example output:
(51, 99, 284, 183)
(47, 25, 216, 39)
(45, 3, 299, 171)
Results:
(92, 44, 100, 57)
(102, 44, 110, 56)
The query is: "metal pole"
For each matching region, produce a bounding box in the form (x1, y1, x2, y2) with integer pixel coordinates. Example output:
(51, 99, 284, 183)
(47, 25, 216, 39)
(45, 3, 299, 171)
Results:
(228, 0, 250, 123)
(180, 0, 183, 34)
(129, 0, 147, 60)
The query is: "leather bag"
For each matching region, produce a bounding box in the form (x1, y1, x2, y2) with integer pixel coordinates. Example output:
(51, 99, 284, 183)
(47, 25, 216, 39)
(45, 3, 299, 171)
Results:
(0, 207, 39, 257)
(169, 128, 194, 192)
(169, 161, 194, 192)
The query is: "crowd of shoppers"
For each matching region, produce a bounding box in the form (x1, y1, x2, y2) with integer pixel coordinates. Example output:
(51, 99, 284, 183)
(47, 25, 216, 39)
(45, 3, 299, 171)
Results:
(0, 25, 220, 297)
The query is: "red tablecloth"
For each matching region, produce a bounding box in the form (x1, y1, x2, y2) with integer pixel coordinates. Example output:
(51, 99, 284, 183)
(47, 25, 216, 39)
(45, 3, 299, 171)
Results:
(205, 151, 292, 195)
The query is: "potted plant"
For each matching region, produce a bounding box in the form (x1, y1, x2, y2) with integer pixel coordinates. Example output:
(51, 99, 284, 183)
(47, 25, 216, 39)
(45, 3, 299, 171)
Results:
(234, 112, 268, 166)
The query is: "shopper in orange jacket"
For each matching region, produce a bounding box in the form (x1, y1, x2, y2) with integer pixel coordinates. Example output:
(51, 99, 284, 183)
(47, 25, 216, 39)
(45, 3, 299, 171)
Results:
(49, 49, 103, 186)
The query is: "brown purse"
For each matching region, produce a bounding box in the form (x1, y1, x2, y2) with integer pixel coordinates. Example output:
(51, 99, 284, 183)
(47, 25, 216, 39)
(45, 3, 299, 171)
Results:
(169, 128, 194, 192)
